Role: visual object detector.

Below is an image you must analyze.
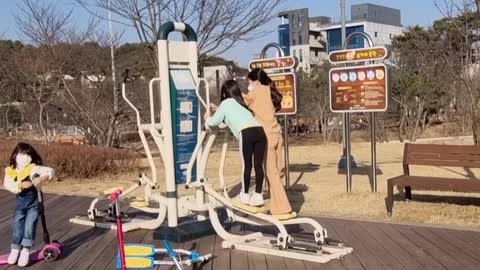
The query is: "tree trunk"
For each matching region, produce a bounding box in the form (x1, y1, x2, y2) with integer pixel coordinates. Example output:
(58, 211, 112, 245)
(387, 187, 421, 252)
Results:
(472, 104, 480, 145)
(410, 101, 424, 142)
(38, 104, 49, 144)
(106, 115, 118, 147)
(398, 106, 406, 142)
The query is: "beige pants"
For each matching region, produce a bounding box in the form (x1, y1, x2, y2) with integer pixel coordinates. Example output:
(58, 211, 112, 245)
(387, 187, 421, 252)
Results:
(265, 134, 292, 215)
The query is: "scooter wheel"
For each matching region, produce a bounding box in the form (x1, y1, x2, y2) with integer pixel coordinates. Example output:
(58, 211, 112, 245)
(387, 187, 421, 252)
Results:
(43, 247, 60, 262)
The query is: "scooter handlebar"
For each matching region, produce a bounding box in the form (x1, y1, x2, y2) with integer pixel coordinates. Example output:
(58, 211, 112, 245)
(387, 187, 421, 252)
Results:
(108, 190, 123, 201)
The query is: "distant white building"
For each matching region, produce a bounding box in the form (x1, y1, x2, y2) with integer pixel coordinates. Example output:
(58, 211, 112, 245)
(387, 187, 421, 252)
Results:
(278, 3, 404, 72)
(81, 73, 106, 88)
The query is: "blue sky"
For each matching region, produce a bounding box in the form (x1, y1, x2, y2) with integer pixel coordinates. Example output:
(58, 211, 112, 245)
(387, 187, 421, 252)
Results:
(1, 0, 442, 67)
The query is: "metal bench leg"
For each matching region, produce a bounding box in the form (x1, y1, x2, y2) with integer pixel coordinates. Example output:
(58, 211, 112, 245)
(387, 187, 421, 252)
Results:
(386, 181, 394, 216)
(405, 186, 411, 201)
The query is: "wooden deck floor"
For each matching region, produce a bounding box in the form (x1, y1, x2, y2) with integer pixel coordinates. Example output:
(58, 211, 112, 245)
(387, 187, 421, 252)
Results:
(0, 190, 479, 270)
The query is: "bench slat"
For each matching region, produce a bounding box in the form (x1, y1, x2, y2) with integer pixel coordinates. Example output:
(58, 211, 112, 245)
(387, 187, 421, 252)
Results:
(407, 144, 480, 155)
(406, 159, 480, 168)
(390, 176, 480, 193)
(408, 152, 480, 162)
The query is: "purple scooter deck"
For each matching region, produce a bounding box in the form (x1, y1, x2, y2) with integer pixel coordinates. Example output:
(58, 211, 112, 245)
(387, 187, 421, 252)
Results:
(0, 243, 62, 265)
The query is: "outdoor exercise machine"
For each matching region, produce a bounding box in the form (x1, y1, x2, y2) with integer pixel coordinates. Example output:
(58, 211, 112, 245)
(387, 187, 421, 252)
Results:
(70, 22, 213, 236)
(70, 21, 352, 263)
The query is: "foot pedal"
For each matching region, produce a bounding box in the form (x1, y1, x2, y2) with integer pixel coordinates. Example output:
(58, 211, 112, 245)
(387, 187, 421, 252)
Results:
(117, 256, 155, 269)
(124, 244, 155, 257)
(232, 199, 267, 214)
(272, 212, 298, 221)
(127, 196, 149, 208)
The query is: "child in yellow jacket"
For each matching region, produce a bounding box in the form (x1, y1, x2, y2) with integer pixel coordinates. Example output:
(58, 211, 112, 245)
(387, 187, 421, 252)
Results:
(3, 143, 54, 267)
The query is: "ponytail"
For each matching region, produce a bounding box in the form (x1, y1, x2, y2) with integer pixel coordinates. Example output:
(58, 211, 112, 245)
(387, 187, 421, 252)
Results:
(269, 83, 283, 112)
(247, 68, 283, 112)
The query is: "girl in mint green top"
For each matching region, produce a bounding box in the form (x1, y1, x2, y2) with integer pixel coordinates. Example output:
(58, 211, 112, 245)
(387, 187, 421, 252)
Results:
(205, 80, 267, 207)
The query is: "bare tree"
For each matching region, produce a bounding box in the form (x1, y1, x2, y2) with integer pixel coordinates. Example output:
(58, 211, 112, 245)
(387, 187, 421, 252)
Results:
(434, 0, 480, 144)
(74, 0, 287, 66)
(390, 25, 454, 142)
(14, 0, 132, 146)
(14, 0, 76, 143)
(298, 62, 339, 143)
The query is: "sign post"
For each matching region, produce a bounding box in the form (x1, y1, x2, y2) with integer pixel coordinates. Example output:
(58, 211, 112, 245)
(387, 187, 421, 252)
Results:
(329, 33, 388, 193)
(249, 43, 298, 190)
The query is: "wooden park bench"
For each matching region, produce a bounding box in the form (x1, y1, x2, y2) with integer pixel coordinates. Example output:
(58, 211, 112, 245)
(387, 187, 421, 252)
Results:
(386, 143, 480, 216)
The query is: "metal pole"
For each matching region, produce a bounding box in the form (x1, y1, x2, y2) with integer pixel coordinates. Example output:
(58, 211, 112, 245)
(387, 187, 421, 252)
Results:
(340, 0, 346, 159)
(258, 43, 290, 190)
(371, 112, 377, 192)
(345, 114, 352, 192)
(108, 0, 116, 103)
(341, 31, 376, 193)
(215, 69, 220, 97)
(284, 115, 290, 190)
(340, 0, 352, 192)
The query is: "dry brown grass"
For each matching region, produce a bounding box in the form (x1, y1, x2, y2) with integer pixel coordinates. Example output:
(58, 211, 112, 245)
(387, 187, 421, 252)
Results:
(40, 136, 480, 230)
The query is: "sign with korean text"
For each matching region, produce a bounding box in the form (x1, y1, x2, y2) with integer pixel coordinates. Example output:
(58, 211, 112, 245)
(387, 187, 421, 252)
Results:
(249, 56, 297, 71)
(329, 64, 388, 113)
(270, 73, 297, 115)
(328, 47, 388, 64)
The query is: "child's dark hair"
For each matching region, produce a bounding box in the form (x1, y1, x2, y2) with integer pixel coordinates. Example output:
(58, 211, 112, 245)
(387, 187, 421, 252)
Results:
(247, 68, 283, 112)
(9, 143, 43, 168)
(221, 80, 253, 114)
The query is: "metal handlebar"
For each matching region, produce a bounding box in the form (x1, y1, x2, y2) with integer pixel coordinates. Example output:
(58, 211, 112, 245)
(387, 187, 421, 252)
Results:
(122, 77, 161, 127)
(196, 78, 211, 114)
(185, 131, 207, 188)
(149, 78, 161, 125)
(122, 83, 142, 127)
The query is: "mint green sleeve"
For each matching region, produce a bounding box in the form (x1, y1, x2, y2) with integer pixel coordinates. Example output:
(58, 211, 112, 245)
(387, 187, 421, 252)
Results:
(206, 101, 227, 127)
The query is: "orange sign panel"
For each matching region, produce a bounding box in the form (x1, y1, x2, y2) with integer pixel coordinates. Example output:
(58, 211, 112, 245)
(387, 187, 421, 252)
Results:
(270, 73, 297, 115)
(328, 47, 388, 64)
(329, 64, 388, 112)
(249, 57, 297, 71)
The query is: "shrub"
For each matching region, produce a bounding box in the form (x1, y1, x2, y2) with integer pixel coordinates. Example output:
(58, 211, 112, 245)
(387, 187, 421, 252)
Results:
(0, 140, 138, 180)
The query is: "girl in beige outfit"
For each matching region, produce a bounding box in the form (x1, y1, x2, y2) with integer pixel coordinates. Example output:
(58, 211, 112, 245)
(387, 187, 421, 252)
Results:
(244, 68, 293, 216)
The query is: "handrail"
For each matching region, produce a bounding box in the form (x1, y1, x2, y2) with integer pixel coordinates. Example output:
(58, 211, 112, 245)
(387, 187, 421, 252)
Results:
(196, 78, 210, 114)
(185, 131, 207, 188)
(149, 78, 161, 125)
(122, 83, 141, 127)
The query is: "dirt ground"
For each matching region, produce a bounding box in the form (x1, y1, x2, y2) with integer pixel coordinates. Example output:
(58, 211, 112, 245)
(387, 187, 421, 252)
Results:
(42, 135, 480, 230)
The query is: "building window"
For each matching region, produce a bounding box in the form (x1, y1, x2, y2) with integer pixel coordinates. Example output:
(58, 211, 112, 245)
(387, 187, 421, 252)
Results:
(293, 50, 296, 57)
(292, 17, 295, 29)
(292, 36, 296, 45)
(299, 49, 303, 62)
(299, 19, 302, 28)
(299, 34, 302, 44)
(390, 34, 392, 38)
(375, 32, 378, 37)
